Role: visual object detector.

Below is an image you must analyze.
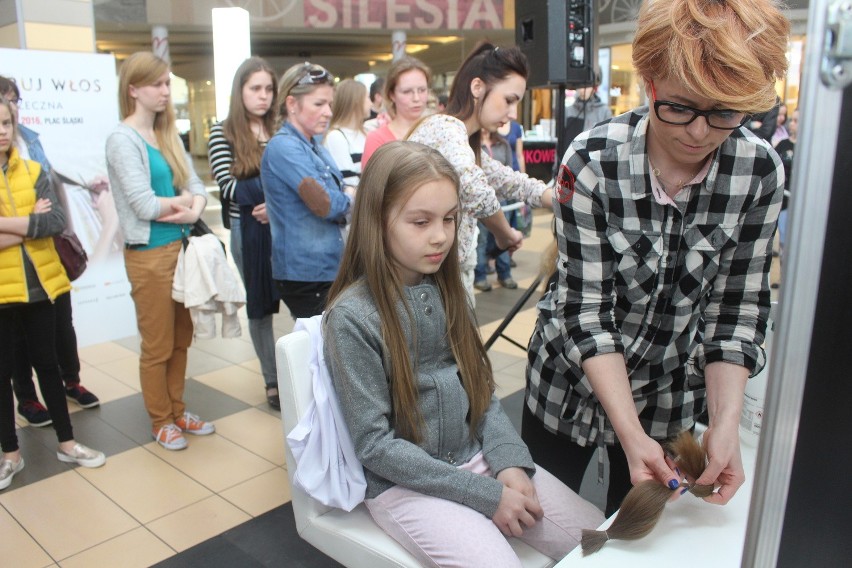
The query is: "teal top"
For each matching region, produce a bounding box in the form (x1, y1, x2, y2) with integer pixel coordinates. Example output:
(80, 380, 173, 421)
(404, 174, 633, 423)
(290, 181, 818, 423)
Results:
(138, 143, 184, 250)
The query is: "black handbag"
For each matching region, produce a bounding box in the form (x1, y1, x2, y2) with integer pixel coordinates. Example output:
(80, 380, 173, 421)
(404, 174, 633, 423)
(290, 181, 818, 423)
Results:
(183, 218, 225, 252)
(54, 230, 88, 281)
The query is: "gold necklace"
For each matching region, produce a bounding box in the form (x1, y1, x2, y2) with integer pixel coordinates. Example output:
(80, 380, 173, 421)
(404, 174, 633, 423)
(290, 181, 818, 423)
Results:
(650, 163, 687, 191)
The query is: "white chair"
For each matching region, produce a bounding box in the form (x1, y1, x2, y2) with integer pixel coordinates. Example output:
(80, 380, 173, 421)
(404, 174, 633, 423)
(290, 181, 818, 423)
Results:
(276, 330, 556, 568)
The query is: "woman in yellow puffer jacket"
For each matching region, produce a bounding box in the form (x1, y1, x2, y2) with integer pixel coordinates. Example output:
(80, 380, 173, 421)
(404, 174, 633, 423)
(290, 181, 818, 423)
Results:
(0, 96, 106, 492)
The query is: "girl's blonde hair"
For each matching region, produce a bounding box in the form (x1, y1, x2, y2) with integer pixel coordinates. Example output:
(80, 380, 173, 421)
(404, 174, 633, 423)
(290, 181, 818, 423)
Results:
(118, 52, 190, 188)
(383, 56, 432, 118)
(276, 62, 334, 121)
(632, 0, 789, 114)
(223, 57, 278, 179)
(326, 141, 495, 444)
(329, 79, 368, 134)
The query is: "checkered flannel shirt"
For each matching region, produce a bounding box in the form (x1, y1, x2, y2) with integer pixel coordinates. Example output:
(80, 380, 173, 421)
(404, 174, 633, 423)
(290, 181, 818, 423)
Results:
(526, 108, 783, 447)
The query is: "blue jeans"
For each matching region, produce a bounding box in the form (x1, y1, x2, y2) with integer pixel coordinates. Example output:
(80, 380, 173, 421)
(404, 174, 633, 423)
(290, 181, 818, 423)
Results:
(474, 222, 511, 282)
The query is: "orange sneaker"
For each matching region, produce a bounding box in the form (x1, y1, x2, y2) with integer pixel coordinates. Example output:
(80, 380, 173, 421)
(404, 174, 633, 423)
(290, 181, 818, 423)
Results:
(175, 412, 215, 436)
(153, 424, 187, 450)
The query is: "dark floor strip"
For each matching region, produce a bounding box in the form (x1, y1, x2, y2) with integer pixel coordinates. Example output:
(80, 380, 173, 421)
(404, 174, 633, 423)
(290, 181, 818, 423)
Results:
(151, 503, 344, 568)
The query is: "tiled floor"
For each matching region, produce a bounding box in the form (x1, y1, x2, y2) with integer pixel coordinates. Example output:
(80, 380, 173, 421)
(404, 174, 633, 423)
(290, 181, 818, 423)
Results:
(1, 200, 572, 567)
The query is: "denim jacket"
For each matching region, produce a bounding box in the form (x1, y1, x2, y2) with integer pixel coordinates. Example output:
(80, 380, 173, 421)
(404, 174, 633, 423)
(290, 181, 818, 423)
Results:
(19, 126, 51, 174)
(261, 122, 351, 282)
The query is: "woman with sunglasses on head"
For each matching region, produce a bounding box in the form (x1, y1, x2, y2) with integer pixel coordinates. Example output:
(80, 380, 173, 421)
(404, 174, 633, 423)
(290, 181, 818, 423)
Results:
(361, 56, 431, 167)
(106, 52, 213, 451)
(407, 42, 552, 301)
(207, 57, 281, 409)
(261, 63, 353, 318)
(523, 0, 789, 517)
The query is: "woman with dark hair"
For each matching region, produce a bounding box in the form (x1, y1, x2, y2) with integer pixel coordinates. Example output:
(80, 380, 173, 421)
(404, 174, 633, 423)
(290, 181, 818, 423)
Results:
(207, 57, 281, 409)
(408, 42, 552, 301)
(261, 62, 354, 319)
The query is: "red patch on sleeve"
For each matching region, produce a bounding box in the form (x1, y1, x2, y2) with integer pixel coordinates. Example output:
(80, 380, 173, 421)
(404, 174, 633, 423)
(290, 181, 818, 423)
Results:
(556, 164, 576, 204)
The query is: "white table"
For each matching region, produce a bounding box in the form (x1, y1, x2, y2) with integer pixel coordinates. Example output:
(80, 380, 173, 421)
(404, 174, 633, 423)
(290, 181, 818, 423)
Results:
(556, 437, 758, 567)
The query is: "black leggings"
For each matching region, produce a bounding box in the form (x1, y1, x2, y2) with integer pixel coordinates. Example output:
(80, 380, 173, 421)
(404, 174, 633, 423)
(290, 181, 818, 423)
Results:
(12, 292, 81, 403)
(521, 404, 631, 517)
(1, 300, 74, 453)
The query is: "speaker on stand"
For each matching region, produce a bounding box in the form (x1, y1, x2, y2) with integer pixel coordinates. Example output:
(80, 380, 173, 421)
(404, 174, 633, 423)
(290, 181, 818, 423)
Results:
(516, 0, 599, 176)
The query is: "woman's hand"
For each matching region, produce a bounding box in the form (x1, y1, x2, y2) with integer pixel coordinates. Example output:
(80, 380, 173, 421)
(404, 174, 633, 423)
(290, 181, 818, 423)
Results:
(494, 227, 524, 253)
(492, 485, 543, 537)
(621, 430, 680, 489)
(252, 203, 269, 224)
(694, 423, 745, 505)
(32, 198, 52, 214)
(158, 203, 200, 225)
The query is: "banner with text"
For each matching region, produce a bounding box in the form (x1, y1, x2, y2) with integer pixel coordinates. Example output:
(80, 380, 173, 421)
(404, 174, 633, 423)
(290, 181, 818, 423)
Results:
(1, 48, 138, 347)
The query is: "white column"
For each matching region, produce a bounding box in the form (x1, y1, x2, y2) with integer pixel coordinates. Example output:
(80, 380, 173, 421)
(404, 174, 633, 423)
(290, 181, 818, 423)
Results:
(391, 30, 407, 61)
(212, 7, 251, 122)
(152, 25, 169, 63)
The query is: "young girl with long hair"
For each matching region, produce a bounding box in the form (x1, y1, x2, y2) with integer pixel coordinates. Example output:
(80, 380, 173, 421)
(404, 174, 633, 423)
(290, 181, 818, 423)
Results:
(1, 96, 105, 490)
(207, 57, 281, 409)
(323, 141, 603, 566)
(407, 43, 552, 300)
(324, 79, 371, 188)
(361, 57, 431, 166)
(106, 52, 213, 451)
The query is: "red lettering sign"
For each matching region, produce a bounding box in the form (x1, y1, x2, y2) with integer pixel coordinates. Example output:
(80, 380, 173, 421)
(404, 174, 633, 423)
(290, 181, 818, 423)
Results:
(304, 0, 505, 30)
(524, 148, 556, 165)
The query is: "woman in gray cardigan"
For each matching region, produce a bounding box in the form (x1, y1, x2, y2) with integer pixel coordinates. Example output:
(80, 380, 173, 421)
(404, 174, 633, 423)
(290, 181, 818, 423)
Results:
(323, 141, 603, 567)
(105, 52, 213, 451)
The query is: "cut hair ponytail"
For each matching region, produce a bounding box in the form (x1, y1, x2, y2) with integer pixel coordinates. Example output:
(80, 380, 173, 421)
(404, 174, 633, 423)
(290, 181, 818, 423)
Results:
(581, 431, 714, 556)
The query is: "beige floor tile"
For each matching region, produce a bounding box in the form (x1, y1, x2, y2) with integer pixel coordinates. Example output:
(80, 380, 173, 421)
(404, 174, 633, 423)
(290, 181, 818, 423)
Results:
(0, 504, 54, 568)
(0, 471, 139, 561)
(481, 306, 538, 359)
(220, 467, 292, 517)
(77, 447, 212, 523)
(77, 366, 139, 402)
(77, 342, 139, 367)
(58, 527, 174, 568)
(193, 364, 266, 406)
(192, 335, 259, 364)
(145, 495, 251, 552)
(239, 358, 262, 374)
(486, 347, 527, 374)
(146, 433, 276, 492)
(96, 354, 141, 390)
(214, 408, 287, 466)
(494, 360, 528, 397)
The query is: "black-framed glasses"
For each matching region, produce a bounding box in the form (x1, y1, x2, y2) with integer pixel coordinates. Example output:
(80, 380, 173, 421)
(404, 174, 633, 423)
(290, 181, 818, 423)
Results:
(650, 81, 748, 130)
(3, 94, 21, 105)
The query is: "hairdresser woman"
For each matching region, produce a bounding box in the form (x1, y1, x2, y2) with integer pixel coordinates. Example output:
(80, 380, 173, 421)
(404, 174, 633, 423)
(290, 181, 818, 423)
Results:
(262, 63, 353, 318)
(407, 43, 552, 300)
(523, 0, 788, 517)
